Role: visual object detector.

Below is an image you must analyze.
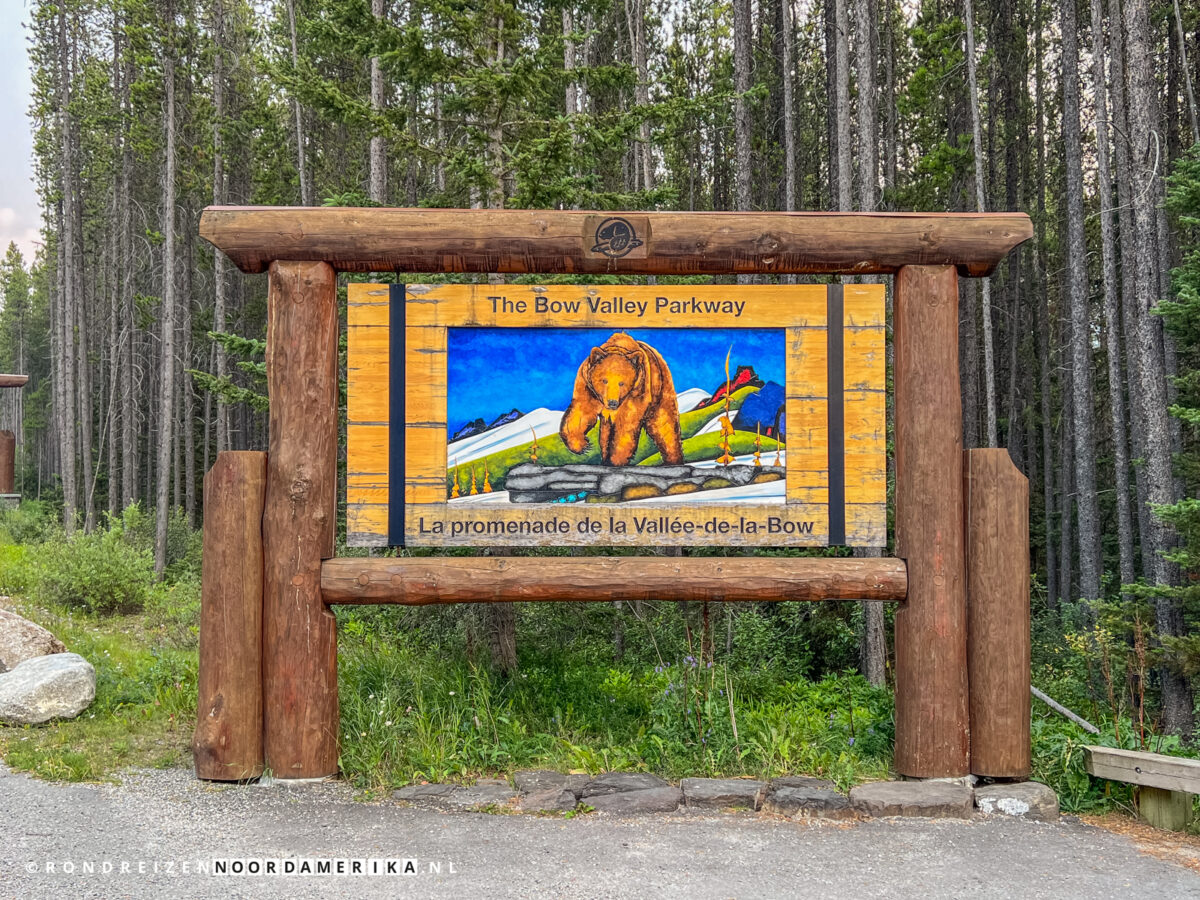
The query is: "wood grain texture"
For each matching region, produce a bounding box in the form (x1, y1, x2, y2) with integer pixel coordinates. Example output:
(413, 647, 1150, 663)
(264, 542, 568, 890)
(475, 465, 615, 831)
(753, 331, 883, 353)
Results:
(965, 448, 1031, 778)
(0, 430, 13, 494)
(262, 261, 339, 779)
(0, 374, 28, 388)
(1084, 746, 1200, 794)
(892, 265, 970, 778)
(200, 207, 1032, 277)
(193, 451, 266, 781)
(321, 556, 908, 605)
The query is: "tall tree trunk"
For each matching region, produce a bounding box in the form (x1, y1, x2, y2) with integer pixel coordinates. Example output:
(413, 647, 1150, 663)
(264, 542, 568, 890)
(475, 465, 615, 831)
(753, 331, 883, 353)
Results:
(1091, 0, 1136, 593)
(1062, 0, 1101, 602)
(57, 6, 78, 534)
(1173, 0, 1200, 144)
(155, 23, 177, 576)
(285, 0, 311, 206)
(1110, 0, 1153, 577)
(963, 0, 997, 447)
(851, 0, 885, 687)
(213, 0, 230, 456)
(369, 0, 386, 203)
(1122, 0, 1194, 734)
(834, 0, 852, 209)
(782, 0, 796, 212)
(733, 0, 752, 210)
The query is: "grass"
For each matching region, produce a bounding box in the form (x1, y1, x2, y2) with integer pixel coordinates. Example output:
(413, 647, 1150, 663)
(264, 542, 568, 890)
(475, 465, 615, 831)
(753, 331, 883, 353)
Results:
(0, 600, 197, 781)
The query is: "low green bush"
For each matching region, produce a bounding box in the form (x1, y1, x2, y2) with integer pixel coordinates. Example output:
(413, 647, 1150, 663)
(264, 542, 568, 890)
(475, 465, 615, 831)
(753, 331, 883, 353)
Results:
(25, 521, 154, 615)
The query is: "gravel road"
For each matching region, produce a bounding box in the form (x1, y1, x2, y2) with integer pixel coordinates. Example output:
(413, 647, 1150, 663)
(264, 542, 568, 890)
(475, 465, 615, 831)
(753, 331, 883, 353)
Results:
(2, 762, 1198, 899)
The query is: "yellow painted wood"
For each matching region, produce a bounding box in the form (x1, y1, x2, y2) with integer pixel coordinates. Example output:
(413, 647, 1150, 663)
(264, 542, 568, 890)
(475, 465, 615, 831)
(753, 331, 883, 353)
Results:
(345, 283, 888, 547)
(405, 284, 831, 328)
(403, 502, 832, 548)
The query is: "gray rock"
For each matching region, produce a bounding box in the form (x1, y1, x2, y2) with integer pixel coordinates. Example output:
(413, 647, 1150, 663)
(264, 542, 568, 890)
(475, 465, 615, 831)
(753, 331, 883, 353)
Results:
(770, 775, 838, 791)
(391, 783, 459, 803)
(849, 781, 975, 819)
(513, 770, 589, 798)
(0, 652, 94, 725)
(476, 777, 510, 787)
(763, 777, 852, 819)
(0, 609, 66, 673)
(516, 788, 578, 813)
(580, 772, 669, 799)
(681, 777, 765, 810)
(975, 782, 1059, 822)
(441, 784, 517, 811)
(505, 462, 785, 503)
(587, 787, 682, 814)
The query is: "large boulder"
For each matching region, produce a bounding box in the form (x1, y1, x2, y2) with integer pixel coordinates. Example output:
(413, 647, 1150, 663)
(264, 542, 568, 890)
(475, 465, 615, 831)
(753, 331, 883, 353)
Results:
(0, 609, 66, 673)
(0, 652, 95, 724)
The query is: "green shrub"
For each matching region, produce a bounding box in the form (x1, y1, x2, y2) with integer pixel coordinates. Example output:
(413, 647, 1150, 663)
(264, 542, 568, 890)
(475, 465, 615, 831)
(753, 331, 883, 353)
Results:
(0, 499, 59, 545)
(27, 522, 154, 614)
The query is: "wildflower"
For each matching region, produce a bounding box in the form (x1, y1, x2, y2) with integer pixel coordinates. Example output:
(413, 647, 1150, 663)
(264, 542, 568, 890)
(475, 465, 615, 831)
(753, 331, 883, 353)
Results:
(707, 661, 713, 669)
(449, 691, 456, 696)
(385, 720, 393, 726)
(848, 737, 855, 747)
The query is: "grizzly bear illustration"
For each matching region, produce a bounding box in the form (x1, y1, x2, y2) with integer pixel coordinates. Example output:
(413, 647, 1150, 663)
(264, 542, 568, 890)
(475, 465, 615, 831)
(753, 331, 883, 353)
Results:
(560, 332, 685, 467)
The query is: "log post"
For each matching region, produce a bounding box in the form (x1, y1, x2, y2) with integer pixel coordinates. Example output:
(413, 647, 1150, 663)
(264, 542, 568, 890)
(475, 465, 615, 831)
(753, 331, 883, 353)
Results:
(893, 265, 970, 777)
(262, 260, 339, 779)
(0, 430, 14, 494)
(965, 448, 1031, 778)
(193, 451, 266, 781)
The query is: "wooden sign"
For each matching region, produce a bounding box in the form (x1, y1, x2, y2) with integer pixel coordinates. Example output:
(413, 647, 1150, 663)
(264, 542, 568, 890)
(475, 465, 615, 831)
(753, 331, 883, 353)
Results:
(346, 283, 886, 547)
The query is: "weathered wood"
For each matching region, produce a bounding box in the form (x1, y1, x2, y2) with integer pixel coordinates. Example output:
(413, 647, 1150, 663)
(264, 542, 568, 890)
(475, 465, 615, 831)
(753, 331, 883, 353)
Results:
(1031, 686, 1100, 734)
(320, 556, 909, 605)
(965, 448, 1031, 778)
(1084, 746, 1200, 794)
(0, 431, 14, 494)
(200, 207, 1032, 278)
(193, 451, 266, 781)
(0, 374, 28, 388)
(1138, 786, 1193, 831)
(893, 265, 970, 778)
(262, 260, 339, 779)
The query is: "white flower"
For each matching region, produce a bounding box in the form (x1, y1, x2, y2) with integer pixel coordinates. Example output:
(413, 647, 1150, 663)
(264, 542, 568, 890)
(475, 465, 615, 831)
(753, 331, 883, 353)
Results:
(449, 691, 456, 696)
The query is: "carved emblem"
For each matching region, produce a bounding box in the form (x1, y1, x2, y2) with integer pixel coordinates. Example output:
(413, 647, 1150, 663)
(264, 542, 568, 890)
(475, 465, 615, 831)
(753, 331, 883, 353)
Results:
(591, 217, 644, 259)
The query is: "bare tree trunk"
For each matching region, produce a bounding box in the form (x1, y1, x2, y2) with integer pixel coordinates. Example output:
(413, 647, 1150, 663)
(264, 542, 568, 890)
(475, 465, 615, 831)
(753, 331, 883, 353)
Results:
(1061, 0, 1101, 602)
(369, 0, 386, 203)
(1109, 0, 1152, 578)
(212, 0, 230, 456)
(733, 0, 752, 210)
(1090, 0, 1136, 593)
(834, 0, 852, 209)
(57, 7, 78, 534)
(285, 0, 311, 206)
(1173, 0, 1200, 143)
(155, 23, 177, 576)
(963, 0, 997, 447)
(625, 0, 653, 191)
(782, 0, 792, 211)
(1122, 0, 1194, 734)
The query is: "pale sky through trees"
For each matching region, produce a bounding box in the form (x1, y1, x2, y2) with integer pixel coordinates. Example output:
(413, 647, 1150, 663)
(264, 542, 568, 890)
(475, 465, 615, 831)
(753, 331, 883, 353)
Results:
(0, 1, 40, 264)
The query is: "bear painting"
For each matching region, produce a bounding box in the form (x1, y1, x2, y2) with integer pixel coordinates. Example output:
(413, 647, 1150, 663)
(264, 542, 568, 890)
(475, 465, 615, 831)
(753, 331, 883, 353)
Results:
(559, 332, 685, 467)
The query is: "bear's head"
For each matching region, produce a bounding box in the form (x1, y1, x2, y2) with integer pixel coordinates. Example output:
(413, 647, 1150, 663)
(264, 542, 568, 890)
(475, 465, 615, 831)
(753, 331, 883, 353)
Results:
(587, 346, 642, 418)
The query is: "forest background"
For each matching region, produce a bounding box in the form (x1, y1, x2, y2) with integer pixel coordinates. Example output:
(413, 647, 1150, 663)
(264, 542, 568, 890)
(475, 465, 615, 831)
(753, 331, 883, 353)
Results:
(1, 0, 1200, 803)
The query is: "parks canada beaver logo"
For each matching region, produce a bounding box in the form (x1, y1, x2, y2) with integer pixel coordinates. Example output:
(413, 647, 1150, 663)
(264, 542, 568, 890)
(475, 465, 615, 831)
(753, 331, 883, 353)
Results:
(591, 217, 644, 258)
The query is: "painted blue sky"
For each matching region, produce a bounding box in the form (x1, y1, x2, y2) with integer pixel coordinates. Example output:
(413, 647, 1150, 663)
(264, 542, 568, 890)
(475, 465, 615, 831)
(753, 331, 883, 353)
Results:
(446, 328, 785, 432)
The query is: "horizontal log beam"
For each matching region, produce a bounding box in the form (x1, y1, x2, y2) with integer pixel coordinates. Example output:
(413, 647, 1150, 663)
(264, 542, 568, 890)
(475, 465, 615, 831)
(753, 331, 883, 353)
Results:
(321, 556, 908, 606)
(0, 374, 29, 388)
(200, 207, 1031, 278)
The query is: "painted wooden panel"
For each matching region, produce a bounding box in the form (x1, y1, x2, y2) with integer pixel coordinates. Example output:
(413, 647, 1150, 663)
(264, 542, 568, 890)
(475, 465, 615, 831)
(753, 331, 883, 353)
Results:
(346, 283, 887, 548)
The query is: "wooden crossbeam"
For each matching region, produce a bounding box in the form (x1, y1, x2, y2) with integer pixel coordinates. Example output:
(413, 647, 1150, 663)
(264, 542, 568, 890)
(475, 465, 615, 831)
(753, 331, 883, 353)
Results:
(199, 206, 1032, 278)
(320, 556, 908, 606)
